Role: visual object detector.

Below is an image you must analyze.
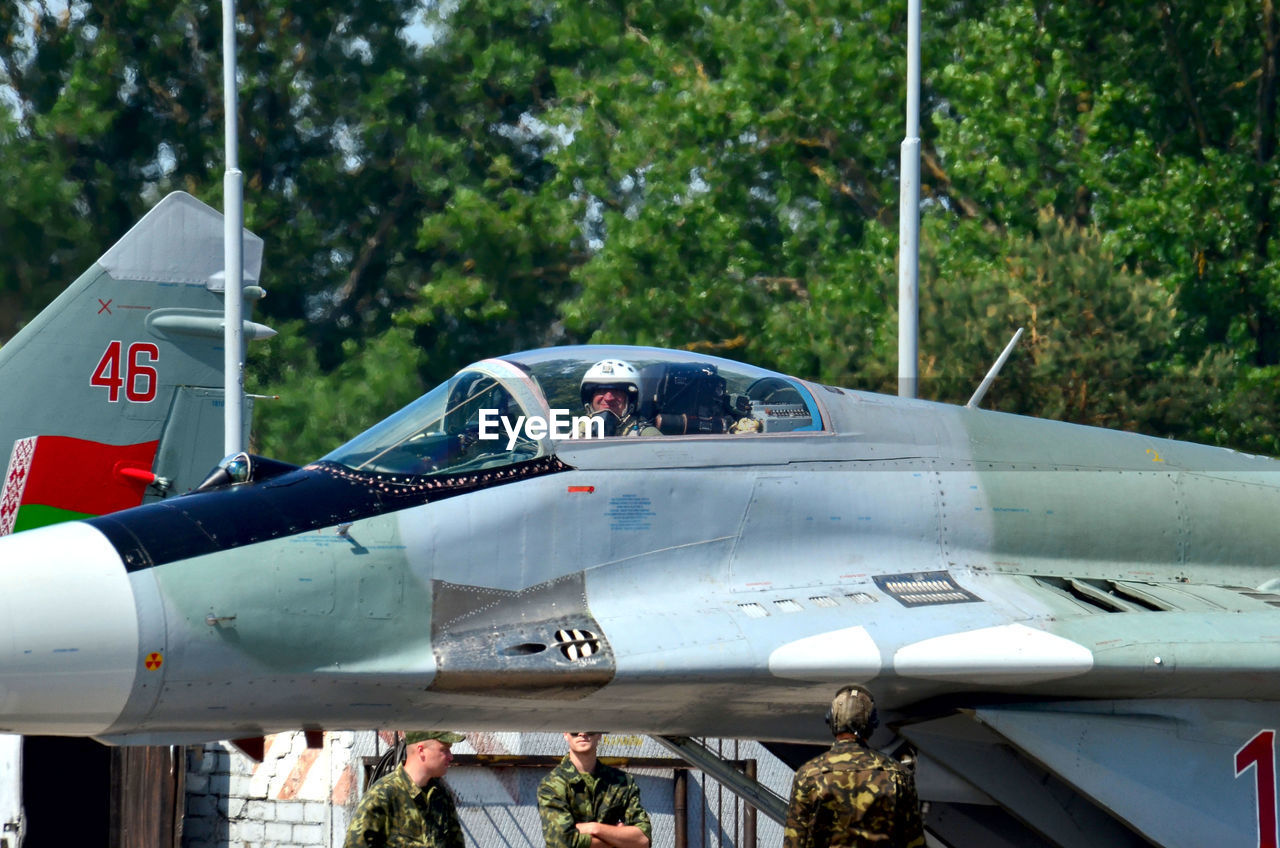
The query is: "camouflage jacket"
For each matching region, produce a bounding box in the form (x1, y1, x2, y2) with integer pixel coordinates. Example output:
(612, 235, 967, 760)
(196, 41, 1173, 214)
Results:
(782, 739, 926, 848)
(537, 755, 653, 848)
(343, 765, 464, 848)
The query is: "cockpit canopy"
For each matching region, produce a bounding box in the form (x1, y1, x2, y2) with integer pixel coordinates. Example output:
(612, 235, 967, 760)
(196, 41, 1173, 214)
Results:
(320, 345, 823, 477)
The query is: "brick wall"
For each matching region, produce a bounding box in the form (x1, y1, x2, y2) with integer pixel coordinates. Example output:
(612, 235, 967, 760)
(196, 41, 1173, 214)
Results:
(182, 731, 379, 847)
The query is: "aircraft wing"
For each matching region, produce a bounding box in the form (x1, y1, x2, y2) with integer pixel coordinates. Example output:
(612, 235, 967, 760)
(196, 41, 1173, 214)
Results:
(902, 699, 1276, 848)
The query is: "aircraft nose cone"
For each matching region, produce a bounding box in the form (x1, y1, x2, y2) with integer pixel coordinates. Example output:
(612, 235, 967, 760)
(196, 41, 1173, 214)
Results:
(0, 523, 139, 734)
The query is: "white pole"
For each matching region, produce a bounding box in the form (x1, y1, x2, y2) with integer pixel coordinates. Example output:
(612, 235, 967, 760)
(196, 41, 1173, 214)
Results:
(897, 0, 921, 398)
(222, 0, 245, 455)
(967, 327, 1025, 409)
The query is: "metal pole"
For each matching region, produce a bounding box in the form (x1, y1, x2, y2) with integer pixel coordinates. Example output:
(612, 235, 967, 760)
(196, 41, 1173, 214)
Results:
(652, 736, 789, 825)
(966, 327, 1025, 409)
(222, 0, 245, 456)
(897, 0, 921, 398)
(673, 768, 688, 848)
(715, 739, 723, 848)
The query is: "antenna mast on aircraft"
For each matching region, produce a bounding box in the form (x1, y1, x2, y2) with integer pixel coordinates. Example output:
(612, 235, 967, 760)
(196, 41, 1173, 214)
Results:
(898, 0, 921, 398)
(222, 0, 245, 455)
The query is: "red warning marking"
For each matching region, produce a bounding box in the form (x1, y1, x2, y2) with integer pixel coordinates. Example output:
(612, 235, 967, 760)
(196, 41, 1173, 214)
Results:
(114, 463, 157, 486)
(278, 749, 320, 800)
(97, 299, 112, 314)
(567, 486, 595, 494)
(1236, 730, 1278, 848)
(91, 341, 159, 403)
(331, 765, 357, 805)
(144, 652, 163, 671)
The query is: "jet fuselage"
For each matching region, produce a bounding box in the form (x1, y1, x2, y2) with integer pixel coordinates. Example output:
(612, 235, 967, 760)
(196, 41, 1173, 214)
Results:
(1, 346, 1276, 745)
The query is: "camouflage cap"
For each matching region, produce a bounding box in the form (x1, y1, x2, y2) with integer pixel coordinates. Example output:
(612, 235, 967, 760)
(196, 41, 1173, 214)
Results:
(403, 730, 465, 745)
(826, 685, 878, 738)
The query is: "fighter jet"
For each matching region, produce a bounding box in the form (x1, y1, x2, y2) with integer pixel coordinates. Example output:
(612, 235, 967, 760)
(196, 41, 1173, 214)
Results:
(0, 344, 1275, 847)
(0, 190, 271, 534)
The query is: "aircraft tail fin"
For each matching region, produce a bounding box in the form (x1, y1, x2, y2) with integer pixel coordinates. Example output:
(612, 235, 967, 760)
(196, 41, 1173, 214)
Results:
(0, 192, 271, 535)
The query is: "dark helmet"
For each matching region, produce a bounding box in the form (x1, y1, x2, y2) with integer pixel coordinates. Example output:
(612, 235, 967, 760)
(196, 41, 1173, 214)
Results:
(824, 684, 879, 739)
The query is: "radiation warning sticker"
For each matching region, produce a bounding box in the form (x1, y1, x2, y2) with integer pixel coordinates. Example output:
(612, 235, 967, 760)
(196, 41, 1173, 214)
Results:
(144, 652, 163, 671)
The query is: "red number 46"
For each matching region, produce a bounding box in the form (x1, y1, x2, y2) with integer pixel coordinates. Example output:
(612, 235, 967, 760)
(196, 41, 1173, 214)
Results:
(91, 341, 159, 403)
(1237, 730, 1279, 848)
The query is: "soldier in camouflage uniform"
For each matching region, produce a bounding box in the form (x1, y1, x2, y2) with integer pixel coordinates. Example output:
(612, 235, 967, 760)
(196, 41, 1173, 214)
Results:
(344, 730, 466, 848)
(537, 731, 652, 848)
(783, 686, 926, 848)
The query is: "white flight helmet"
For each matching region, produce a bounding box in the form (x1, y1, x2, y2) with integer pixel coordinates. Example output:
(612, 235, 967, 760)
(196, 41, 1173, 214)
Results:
(580, 358, 641, 411)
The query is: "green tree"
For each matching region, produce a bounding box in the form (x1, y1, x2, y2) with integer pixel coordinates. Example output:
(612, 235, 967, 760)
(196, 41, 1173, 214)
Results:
(931, 0, 1280, 367)
(545, 1, 906, 380)
(0, 0, 439, 345)
(534, 0, 1280, 451)
(7, 0, 1280, 460)
(917, 213, 1238, 439)
(249, 0, 588, 459)
(0, 2, 99, 337)
(1, 0, 588, 460)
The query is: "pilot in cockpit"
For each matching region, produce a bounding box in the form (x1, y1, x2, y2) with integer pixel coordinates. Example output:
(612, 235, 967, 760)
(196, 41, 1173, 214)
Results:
(577, 359, 660, 438)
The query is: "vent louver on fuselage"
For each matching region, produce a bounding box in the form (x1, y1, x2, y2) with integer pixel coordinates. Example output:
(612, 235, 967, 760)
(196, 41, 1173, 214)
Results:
(554, 629, 601, 661)
(1232, 589, 1280, 608)
(1032, 576, 1280, 614)
(1033, 577, 1171, 612)
(874, 572, 982, 607)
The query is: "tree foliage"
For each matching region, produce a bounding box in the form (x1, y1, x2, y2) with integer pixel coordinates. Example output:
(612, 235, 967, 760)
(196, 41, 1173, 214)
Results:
(3, 0, 1280, 461)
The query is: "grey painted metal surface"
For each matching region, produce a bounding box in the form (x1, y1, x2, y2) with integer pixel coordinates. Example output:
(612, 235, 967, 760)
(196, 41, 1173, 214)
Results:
(220, 0, 246, 458)
(0, 192, 269, 848)
(0, 344, 1277, 846)
(897, 0, 921, 399)
(0, 191, 267, 519)
(967, 328, 1024, 409)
